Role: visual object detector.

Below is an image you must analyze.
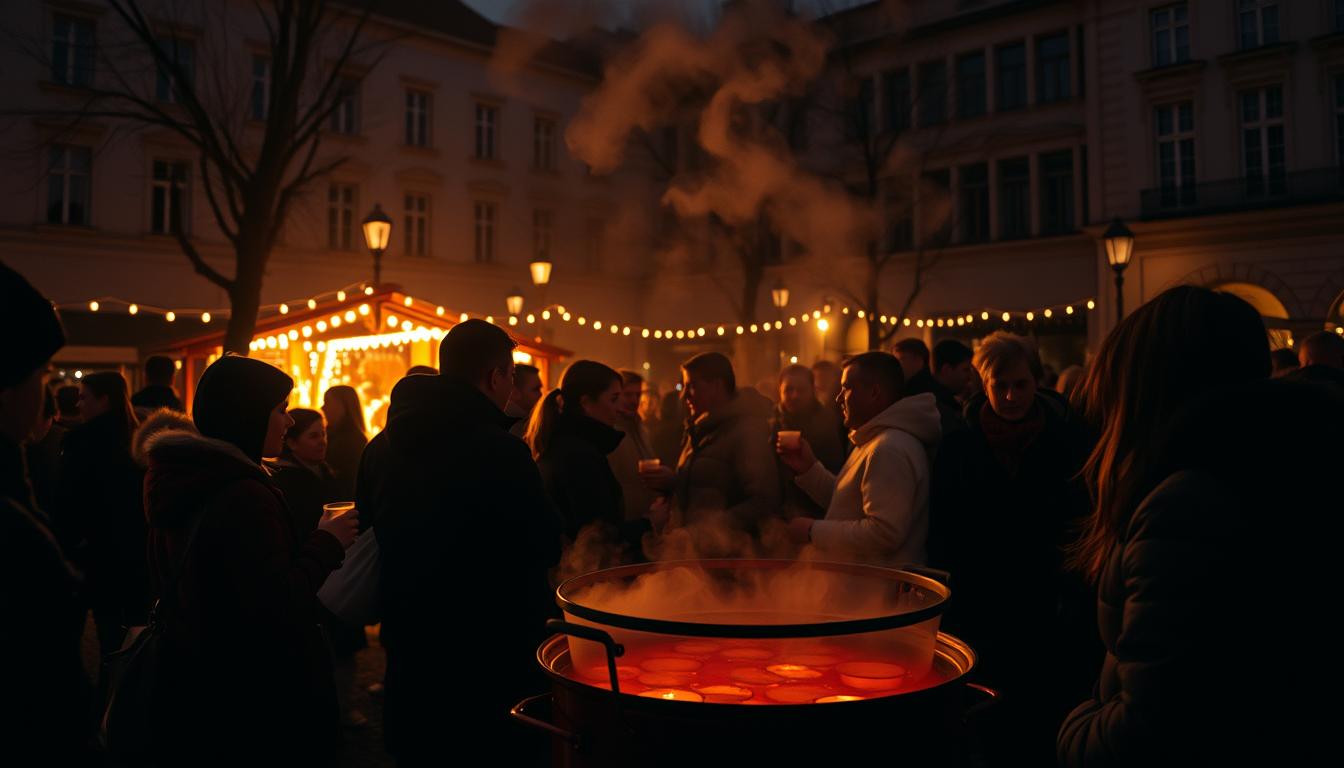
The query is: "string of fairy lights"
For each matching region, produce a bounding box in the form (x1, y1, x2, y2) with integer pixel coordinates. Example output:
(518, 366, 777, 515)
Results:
(54, 282, 1136, 347)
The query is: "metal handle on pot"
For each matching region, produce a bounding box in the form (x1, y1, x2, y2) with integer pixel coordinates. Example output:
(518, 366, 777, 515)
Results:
(510, 693, 580, 749)
(962, 682, 1001, 722)
(546, 618, 627, 694)
(901, 564, 952, 586)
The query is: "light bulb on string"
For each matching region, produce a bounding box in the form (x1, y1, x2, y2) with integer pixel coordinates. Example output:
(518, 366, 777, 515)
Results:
(128, 304, 138, 315)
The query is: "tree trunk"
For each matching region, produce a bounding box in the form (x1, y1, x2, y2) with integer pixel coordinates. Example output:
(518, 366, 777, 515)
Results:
(224, 240, 268, 354)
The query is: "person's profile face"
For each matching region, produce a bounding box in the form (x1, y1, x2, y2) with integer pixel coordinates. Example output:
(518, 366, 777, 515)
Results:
(263, 402, 294, 459)
(779, 371, 814, 414)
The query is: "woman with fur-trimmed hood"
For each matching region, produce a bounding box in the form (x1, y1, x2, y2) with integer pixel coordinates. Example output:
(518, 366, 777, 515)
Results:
(142, 355, 359, 764)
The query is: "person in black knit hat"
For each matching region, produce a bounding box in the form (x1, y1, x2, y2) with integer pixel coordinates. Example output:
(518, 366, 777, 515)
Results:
(141, 354, 360, 764)
(0, 262, 94, 761)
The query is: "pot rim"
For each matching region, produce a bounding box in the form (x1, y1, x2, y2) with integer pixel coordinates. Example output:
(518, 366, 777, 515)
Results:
(555, 558, 949, 638)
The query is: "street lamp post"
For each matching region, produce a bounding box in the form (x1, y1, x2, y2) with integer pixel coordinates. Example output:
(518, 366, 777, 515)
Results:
(770, 279, 790, 366)
(505, 286, 525, 318)
(361, 204, 392, 287)
(1103, 218, 1135, 324)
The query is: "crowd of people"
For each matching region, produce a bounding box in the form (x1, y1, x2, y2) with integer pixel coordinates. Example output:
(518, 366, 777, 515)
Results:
(4, 257, 1343, 765)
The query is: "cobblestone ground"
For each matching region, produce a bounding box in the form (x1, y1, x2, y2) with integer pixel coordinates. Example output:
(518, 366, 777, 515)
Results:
(82, 616, 395, 767)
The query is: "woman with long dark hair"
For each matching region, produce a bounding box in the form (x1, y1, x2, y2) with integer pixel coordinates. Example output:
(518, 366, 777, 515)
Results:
(527, 360, 655, 562)
(269, 408, 370, 728)
(1057, 286, 1343, 766)
(143, 356, 359, 762)
(321, 385, 367, 498)
(56, 370, 148, 659)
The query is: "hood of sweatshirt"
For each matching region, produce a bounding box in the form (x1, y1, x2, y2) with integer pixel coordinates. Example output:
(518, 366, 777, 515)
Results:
(850, 392, 942, 448)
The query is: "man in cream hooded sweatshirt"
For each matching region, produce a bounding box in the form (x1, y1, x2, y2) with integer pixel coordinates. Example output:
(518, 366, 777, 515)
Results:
(779, 351, 942, 566)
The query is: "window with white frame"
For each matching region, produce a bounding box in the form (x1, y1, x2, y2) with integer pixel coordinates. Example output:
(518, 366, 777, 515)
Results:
(475, 103, 498, 160)
(917, 61, 947, 126)
(848, 76, 875, 140)
(958, 162, 989, 243)
(403, 193, 429, 256)
(405, 89, 431, 147)
(956, 51, 986, 119)
(1039, 150, 1075, 234)
(251, 56, 270, 120)
(1240, 85, 1285, 195)
(1237, 0, 1278, 50)
(474, 201, 495, 263)
(330, 77, 359, 135)
(154, 37, 195, 103)
(150, 160, 190, 233)
(1151, 4, 1190, 67)
(1036, 32, 1071, 103)
(882, 68, 911, 133)
(996, 42, 1027, 111)
(1337, 0, 1344, 32)
(998, 156, 1030, 239)
(327, 184, 356, 250)
(534, 116, 557, 171)
(1335, 75, 1344, 164)
(533, 209, 553, 262)
(47, 145, 91, 225)
(1155, 101, 1196, 206)
(882, 177, 913, 252)
(920, 169, 952, 245)
(51, 13, 94, 87)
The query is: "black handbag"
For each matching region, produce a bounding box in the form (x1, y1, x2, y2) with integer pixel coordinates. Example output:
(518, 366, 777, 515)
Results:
(99, 510, 206, 760)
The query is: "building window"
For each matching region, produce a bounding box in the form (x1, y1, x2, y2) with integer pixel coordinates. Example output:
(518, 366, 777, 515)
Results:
(405, 89, 431, 147)
(150, 160, 190, 234)
(1155, 101, 1196, 206)
(1240, 85, 1285, 195)
(403, 193, 429, 256)
(882, 178, 913, 253)
(155, 38, 195, 103)
(51, 13, 94, 87)
(330, 77, 359, 135)
(1337, 0, 1344, 32)
(585, 218, 605, 271)
(998, 156, 1030, 239)
(996, 42, 1027, 111)
(534, 116, 557, 171)
(533, 209, 553, 262)
(250, 56, 270, 120)
(1036, 32, 1071, 104)
(474, 201, 495, 263)
(1039, 150, 1075, 235)
(327, 184, 356, 250)
(1151, 4, 1190, 67)
(917, 60, 947, 126)
(475, 103, 498, 160)
(848, 76, 875, 140)
(1238, 0, 1278, 50)
(958, 163, 989, 243)
(956, 51, 986, 119)
(881, 69, 910, 134)
(1335, 75, 1344, 164)
(920, 169, 952, 246)
(47, 145, 91, 225)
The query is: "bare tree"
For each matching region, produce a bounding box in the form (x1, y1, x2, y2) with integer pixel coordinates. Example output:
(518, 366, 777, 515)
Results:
(9, 0, 379, 353)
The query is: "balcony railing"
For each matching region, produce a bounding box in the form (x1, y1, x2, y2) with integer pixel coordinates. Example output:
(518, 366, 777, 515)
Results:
(1140, 167, 1344, 220)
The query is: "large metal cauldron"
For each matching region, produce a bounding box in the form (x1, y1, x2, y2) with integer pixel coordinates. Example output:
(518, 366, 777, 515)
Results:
(511, 560, 996, 767)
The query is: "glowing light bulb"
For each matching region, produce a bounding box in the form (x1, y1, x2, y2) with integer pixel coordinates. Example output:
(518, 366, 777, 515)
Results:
(642, 329, 651, 338)
(201, 312, 211, 323)
(1002, 312, 1011, 322)
(128, 304, 138, 315)
(337, 291, 346, 302)
(817, 318, 830, 332)
(308, 299, 317, 309)
(1087, 300, 1096, 310)
(166, 311, 176, 322)
(89, 301, 99, 312)
(1026, 312, 1035, 321)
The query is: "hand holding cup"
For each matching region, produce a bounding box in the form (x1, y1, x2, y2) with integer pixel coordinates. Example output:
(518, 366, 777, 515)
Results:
(319, 502, 360, 549)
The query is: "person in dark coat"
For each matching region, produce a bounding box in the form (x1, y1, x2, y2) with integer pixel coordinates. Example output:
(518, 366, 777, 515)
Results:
(130, 355, 183, 416)
(24, 383, 64, 519)
(772, 364, 846, 519)
(269, 407, 370, 728)
(651, 389, 687, 467)
(56, 370, 149, 659)
(928, 332, 1096, 765)
(0, 262, 93, 761)
(894, 338, 964, 433)
(143, 355, 358, 764)
(371, 320, 561, 765)
(527, 360, 655, 564)
(321, 384, 367, 499)
(1058, 286, 1343, 767)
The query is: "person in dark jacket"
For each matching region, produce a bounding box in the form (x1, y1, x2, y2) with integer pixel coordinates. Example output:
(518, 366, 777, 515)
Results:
(143, 355, 358, 764)
(269, 407, 370, 729)
(130, 355, 183, 416)
(527, 360, 655, 564)
(56, 370, 149, 660)
(1058, 286, 1343, 767)
(772, 364, 846, 518)
(0, 262, 92, 761)
(928, 332, 1096, 765)
(321, 384, 367, 499)
(894, 338, 964, 433)
(372, 320, 561, 765)
(24, 383, 63, 519)
(650, 389, 687, 467)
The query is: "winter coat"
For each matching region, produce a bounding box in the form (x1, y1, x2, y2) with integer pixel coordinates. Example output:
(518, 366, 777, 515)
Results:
(372, 374, 561, 761)
(903, 367, 966, 436)
(1058, 378, 1344, 768)
(794, 393, 941, 566)
(143, 429, 345, 763)
(505, 399, 530, 439)
(268, 455, 344, 536)
(56, 410, 149, 629)
(130, 384, 183, 414)
(540, 411, 651, 559)
(773, 400, 847, 518)
(928, 391, 1096, 760)
(324, 422, 366, 500)
(608, 412, 659, 522)
(0, 436, 91, 761)
(674, 392, 781, 534)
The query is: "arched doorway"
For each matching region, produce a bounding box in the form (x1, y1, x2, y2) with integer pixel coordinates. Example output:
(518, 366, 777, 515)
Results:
(1214, 281, 1295, 349)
